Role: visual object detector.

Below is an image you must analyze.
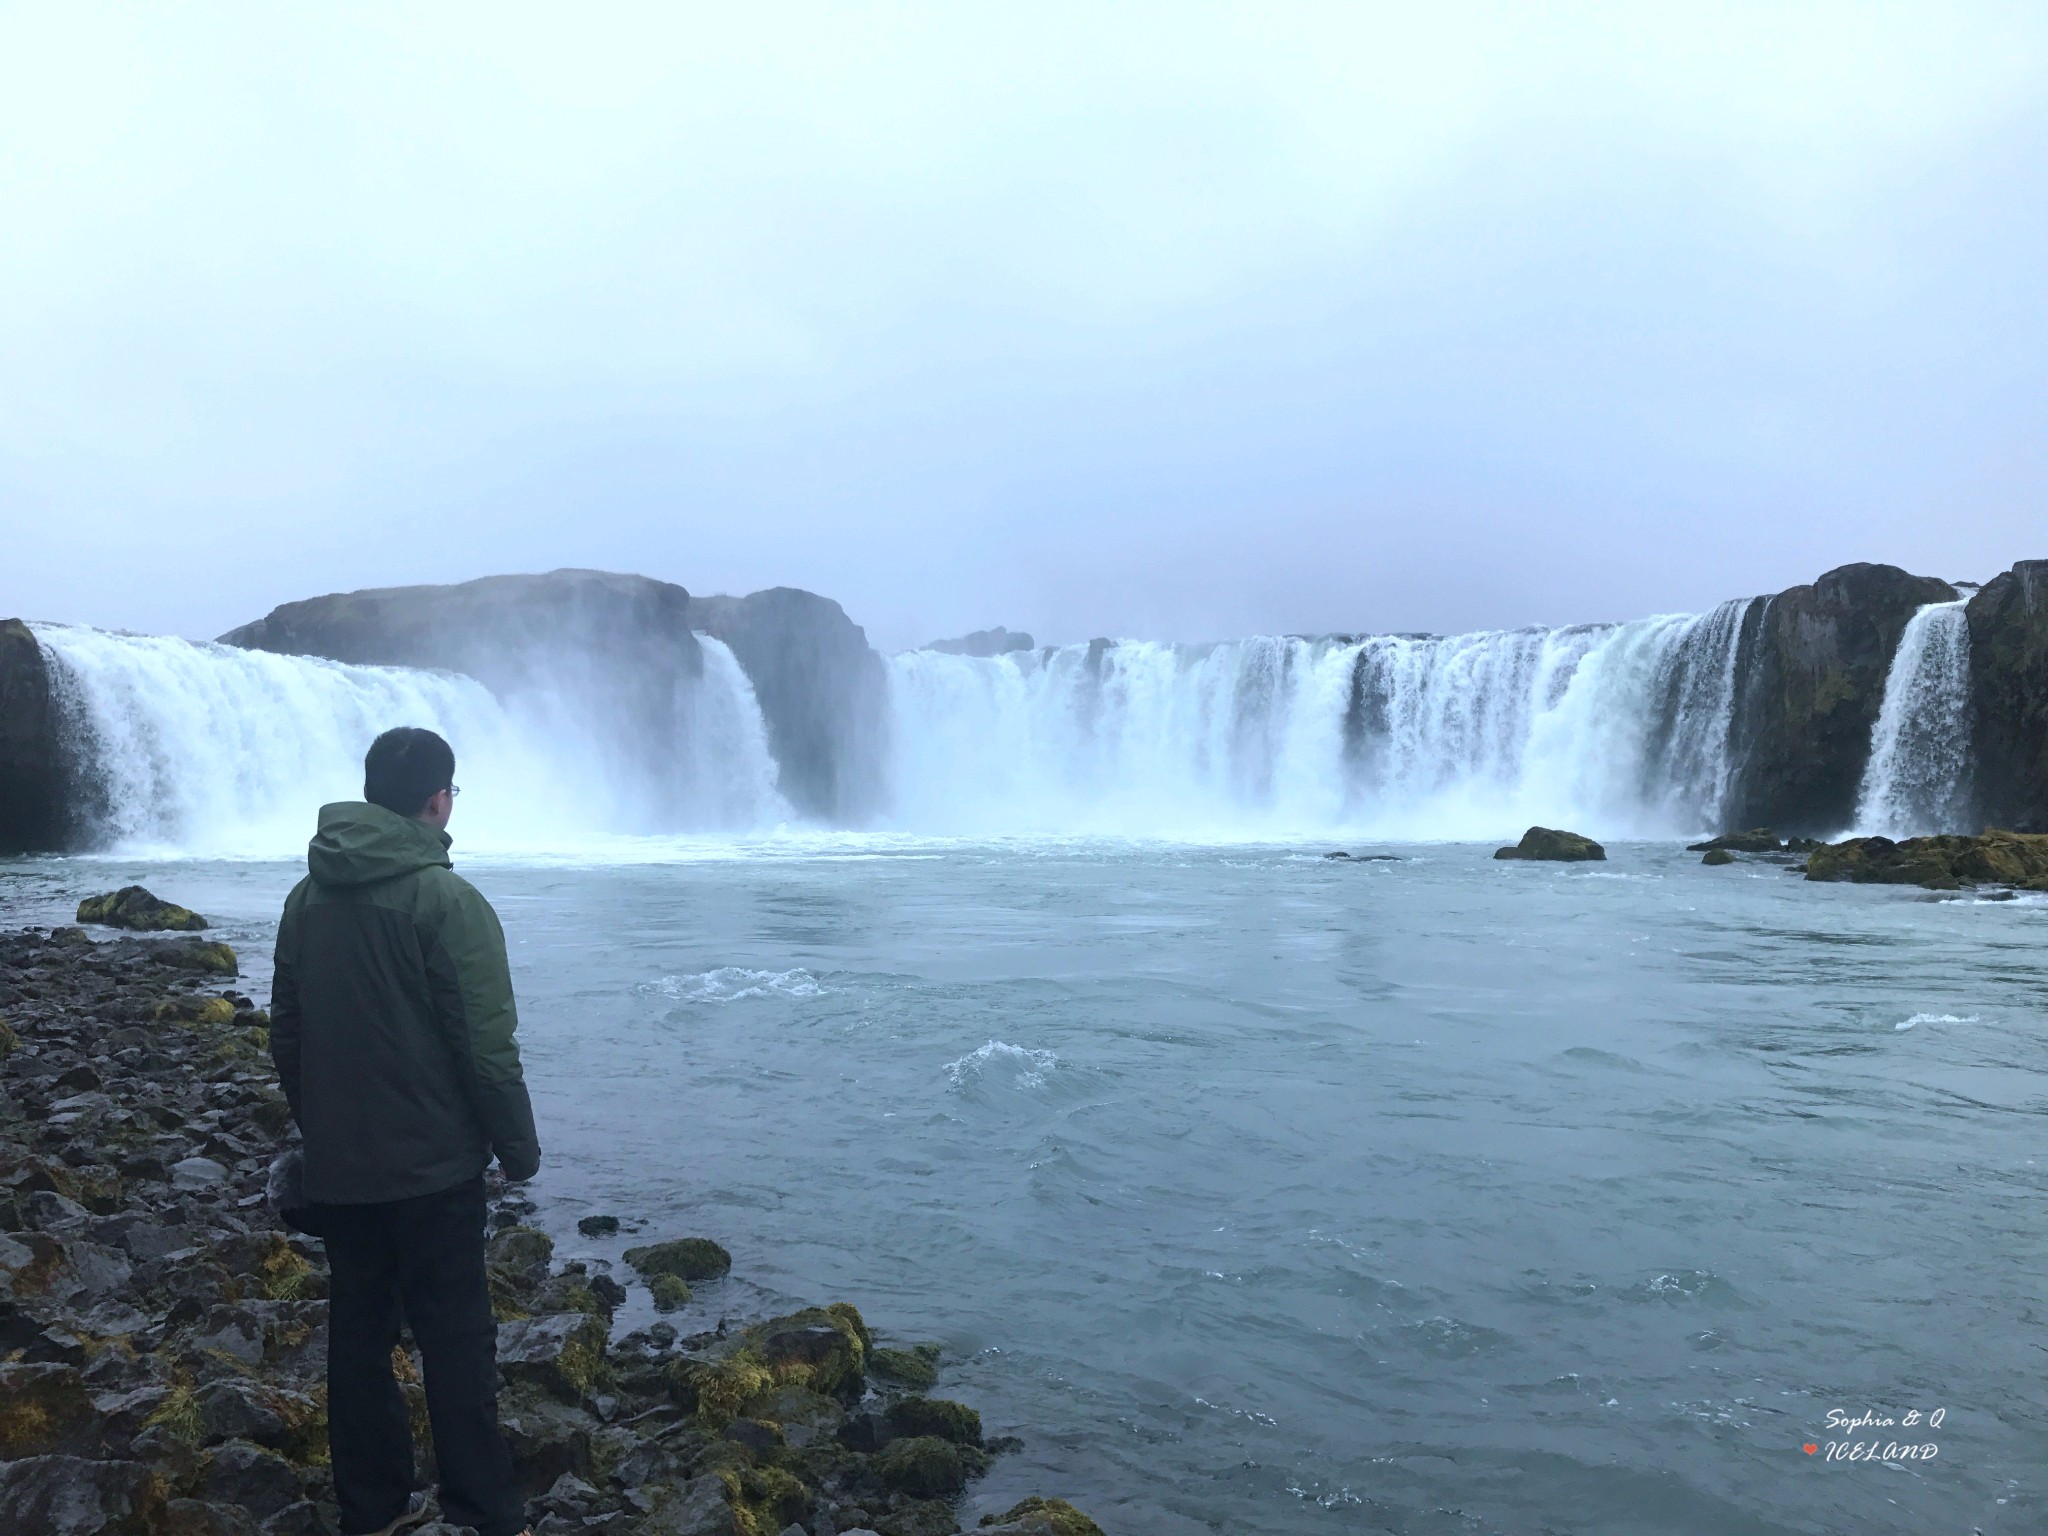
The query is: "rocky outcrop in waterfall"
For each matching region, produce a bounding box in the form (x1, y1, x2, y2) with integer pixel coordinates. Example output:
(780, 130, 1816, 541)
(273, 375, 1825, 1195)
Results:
(220, 569, 705, 699)
(0, 620, 68, 852)
(691, 587, 891, 822)
(928, 626, 1035, 657)
(1722, 563, 1959, 836)
(1966, 560, 2048, 832)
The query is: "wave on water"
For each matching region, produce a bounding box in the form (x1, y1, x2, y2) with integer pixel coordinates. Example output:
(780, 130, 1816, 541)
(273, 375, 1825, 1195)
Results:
(945, 1039, 1060, 1090)
(648, 968, 828, 1003)
(1894, 1012, 1978, 1031)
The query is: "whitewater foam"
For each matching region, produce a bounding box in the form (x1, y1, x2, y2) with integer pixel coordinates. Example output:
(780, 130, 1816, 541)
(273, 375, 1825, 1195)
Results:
(649, 968, 827, 1003)
(1894, 1013, 1977, 1031)
(944, 1039, 1060, 1089)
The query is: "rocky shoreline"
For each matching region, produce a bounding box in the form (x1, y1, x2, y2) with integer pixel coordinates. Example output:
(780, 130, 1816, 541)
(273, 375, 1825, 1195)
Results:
(0, 922, 1103, 1536)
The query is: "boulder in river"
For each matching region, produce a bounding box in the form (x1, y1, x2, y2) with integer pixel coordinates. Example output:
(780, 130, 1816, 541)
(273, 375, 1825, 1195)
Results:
(1494, 827, 1607, 862)
(978, 1497, 1108, 1536)
(76, 886, 209, 932)
(1804, 830, 2048, 890)
(1686, 828, 1783, 854)
(1701, 848, 1736, 866)
(623, 1235, 733, 1282)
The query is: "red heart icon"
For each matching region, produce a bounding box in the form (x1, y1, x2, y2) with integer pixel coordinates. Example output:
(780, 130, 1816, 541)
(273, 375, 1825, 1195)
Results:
(1803, 1444, 1818, 1455)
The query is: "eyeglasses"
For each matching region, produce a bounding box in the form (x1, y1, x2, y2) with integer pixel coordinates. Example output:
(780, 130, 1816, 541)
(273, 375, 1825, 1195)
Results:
(447, 784, 461, 798)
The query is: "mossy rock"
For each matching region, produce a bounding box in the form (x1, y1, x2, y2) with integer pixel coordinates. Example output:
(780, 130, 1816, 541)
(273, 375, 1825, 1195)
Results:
(672, 1303, 871, 1424)
(184, 941, 240, 976)
(704, 1462, 809, 1536)
(76, 886, 208, 931)
(884, 1395, 981, 1446)
(870, 1344, 941, 1390)
(648, 1274, 692, 1312)
(1687, 828, 1782, 853)
(534, 1275, 612, 1319)
(497, 1312, 610, 1402)
(874, 1434, 967, 1498)
(489, 1225, 556, 1275)
(1806, 831, 2048, 890)
(154, 995, 238, 1026)
(979, 1497, 1107, 1536)
(623, 1236, 732, 1282)
(1700, 848, 1735, 866)
(1494, 826, 1606, 862)
(0, 1362, 95, 1456)
(877, 1499, 962, 1536)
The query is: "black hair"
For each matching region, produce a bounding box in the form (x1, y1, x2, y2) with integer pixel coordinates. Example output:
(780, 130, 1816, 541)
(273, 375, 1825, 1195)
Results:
(363, 727, 456, 818)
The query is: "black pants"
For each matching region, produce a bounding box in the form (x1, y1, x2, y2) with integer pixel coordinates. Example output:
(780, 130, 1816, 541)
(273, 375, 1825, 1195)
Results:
(319, 1176, 524, 1536)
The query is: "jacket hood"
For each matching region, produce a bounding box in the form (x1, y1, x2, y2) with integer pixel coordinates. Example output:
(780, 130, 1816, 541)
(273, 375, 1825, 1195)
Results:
(307, 802, 453, 888)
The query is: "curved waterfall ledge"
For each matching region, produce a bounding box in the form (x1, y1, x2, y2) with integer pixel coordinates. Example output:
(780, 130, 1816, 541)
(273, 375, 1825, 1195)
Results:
(3, 557, 2045, 855)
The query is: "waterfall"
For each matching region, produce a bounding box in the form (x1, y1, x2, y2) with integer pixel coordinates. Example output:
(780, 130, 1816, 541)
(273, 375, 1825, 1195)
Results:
(31, 625, 787, 856)
(1853, 600, 1973, 836)
(885, 600, 1755, 839)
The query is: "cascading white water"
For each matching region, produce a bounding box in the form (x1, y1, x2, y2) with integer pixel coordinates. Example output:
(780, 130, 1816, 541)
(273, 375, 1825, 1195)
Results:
(885, 600, 1756, 839)
(31, 625, 788, 856)
(1853, 600, 1973, 836)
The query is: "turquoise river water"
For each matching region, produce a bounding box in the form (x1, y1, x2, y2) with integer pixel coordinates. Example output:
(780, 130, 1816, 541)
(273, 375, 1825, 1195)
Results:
(4, 838, 2043, 1535)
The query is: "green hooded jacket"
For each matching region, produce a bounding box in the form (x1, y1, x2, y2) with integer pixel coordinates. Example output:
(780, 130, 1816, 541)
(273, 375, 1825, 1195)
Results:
(271, 801, 540, 1204)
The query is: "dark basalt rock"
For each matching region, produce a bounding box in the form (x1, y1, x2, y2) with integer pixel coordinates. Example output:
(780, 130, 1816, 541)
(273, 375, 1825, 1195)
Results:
(0, 1454, 166, 1535)
(0, 620, 69, 854)
(1687, 828, 1783, 853)
(691, 587, 891, 822)
(926, 627, 1034, 658)
(978, 1497, 1107, 1536)
(623, 1235, 732, 1282)
(875, 1435, 969, 1498)
(1967, 560, 2048, 832)
(77, 886, 210, 932)
(1805, 830, 2048, 890)
(1494, 827, 1606, 862)
(1722, 563, 1958, 836)
(221, 569, 703, 697)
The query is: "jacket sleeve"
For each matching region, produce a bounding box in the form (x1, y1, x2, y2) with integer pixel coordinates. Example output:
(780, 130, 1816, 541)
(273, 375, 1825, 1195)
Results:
(269, 886, 304, 1128)
(424, 877, 541, 1181)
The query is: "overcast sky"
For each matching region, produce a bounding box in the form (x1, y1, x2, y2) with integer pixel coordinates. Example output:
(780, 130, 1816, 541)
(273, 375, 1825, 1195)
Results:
(3, 3, 2044, 650)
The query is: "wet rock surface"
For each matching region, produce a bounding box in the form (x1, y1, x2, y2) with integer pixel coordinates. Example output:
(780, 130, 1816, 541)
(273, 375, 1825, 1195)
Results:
(76, 888, 210, 933)
(1967, 559, 2048, 832)
(1721, 562, 1959, 836)
(1493, 827, 1606, 862)
(0, 619, 69, 855)
(1804, 830, 2048, 891)
(0, 923, 1102, 1535)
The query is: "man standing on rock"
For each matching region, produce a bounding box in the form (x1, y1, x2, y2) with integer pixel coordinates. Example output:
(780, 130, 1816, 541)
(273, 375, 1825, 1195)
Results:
(271, 726, 540, 1536)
